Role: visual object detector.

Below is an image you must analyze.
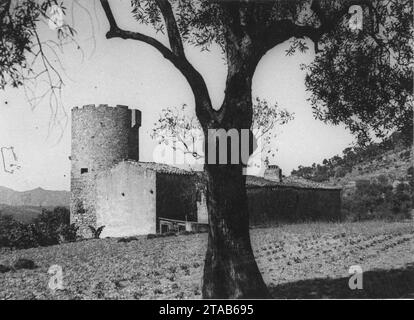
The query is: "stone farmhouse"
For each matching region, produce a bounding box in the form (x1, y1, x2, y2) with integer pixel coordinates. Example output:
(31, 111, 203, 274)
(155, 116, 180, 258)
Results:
(70, 104, 341, 239)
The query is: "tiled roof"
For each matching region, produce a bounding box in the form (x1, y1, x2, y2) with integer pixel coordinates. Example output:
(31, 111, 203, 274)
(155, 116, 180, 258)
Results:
(124, 161, 197, 175)
(112, 161, 341, 189)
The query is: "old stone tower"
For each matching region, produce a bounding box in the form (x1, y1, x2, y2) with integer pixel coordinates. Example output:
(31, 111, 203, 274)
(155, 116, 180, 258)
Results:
(70, 104, 141, 237)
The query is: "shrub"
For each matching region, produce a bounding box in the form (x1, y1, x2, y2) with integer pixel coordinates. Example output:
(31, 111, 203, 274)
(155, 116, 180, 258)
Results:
(58, 223, 79, 243)
(342, 176, 412, 221)
(88, 225, 105, 239)
(0, 207, 78, 249)
(13, 258, 37, 270)
(0, 214, 21, 248)
(0, 264, 13, 273)
(334, 166, 348, 178)
(118, 236, 138, 243)
(32, 207, 71, 246)
(391, 183, 412, 215)
(0, 214, 38, 249)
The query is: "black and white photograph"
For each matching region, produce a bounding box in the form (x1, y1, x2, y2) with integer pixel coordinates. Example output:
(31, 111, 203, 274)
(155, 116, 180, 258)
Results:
(0, 0, 413, 306)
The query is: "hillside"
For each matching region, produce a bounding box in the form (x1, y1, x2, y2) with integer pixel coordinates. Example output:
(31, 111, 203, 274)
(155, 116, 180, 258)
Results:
(0, 186, 69, 207)
(330, 147, 412, 191)
(291, 132, 413, 191)
(0, 187, 69, 222)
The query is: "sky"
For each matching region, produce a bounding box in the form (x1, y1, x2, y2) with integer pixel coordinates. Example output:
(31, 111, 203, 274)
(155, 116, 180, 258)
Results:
(0, 0, 355, 191)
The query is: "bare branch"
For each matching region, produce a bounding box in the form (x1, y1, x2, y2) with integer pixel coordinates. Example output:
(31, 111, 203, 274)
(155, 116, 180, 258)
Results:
(99, 0, 217, 125)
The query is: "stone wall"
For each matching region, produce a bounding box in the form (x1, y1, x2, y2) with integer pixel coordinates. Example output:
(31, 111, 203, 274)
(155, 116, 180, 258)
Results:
(70, 104, 140, 238)
(247, 185, 342, 226)
(95, 161, 156, 237)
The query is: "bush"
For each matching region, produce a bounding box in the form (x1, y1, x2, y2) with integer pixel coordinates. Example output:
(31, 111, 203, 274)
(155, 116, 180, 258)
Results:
(0, 264, 13, 273)
(334, 166, 348, 178)
(88, 225, 105, 239)
(118, 236, 139, 243)
(13, 258, 37, 270)
(0, 207, 78, 249)
(342, 176, 412, 221)
(0, 214, 37, 249)
(32, 207, 71, 246)
(58, 223, 79, 242)
(391, 183, 412, 215)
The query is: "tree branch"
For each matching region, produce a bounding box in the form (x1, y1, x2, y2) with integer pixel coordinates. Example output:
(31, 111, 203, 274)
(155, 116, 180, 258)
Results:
(100, 0, 172, 58)
(154, 0, 185, 57)
(259, 19, 320, 55)
(99, 0, 217, 126)
(260, 0, 375, 54)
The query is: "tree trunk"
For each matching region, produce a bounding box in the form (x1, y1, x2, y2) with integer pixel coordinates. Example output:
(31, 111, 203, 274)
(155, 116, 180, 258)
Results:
(199, 22, 269, 297)
(202, 163, 270, 298)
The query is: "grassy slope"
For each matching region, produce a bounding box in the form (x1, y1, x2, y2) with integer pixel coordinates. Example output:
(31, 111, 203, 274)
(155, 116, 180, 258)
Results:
(331, 147, 412, 189)
(0, 221, 413, 299)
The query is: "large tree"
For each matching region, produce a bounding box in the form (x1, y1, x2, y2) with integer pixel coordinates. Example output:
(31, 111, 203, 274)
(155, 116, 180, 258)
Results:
(97, 0, 411, 298)
(2, 0, 412, 299)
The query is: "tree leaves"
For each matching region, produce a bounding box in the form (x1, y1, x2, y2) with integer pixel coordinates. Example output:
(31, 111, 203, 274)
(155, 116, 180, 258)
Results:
(304, 0, 413, 145)
(151, 99, 294, 162)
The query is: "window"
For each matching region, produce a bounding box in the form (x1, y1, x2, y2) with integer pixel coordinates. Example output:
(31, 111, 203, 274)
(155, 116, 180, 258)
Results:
(76, 202, 86, 214)
(81, 168, 88, 174)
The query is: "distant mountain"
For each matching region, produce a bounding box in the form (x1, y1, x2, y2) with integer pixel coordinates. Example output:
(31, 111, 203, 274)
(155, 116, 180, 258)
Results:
(0, 186, 70, 207)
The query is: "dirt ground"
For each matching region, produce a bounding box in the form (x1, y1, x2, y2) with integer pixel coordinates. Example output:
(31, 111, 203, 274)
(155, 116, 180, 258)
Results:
(0, 220, 413, 299)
